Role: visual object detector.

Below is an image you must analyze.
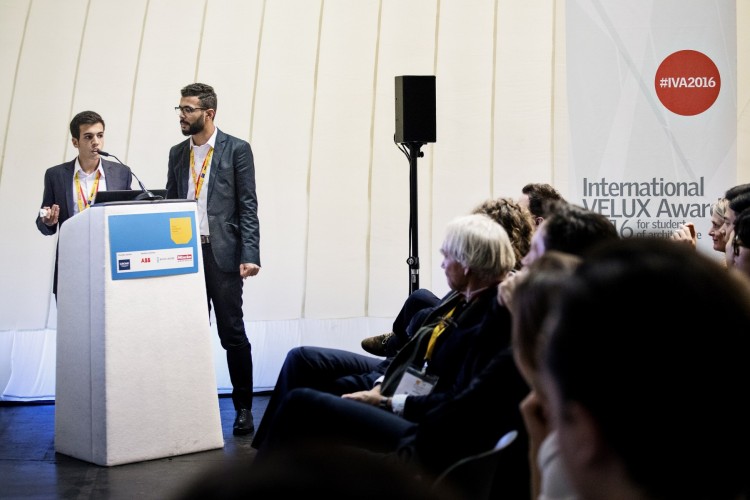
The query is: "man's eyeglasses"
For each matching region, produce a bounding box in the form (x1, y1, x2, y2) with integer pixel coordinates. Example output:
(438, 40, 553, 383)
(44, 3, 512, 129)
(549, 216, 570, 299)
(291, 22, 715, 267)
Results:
(733, 232, 745, 257)
(174, 106, 208, 116)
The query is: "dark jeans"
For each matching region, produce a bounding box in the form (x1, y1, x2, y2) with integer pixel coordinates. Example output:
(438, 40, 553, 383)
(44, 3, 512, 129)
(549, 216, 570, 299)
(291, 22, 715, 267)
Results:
(252, 346, 386, 449)
(255, 387, 413, 462)
(385, 289, 442, 356)
(203, 242, 253, 411)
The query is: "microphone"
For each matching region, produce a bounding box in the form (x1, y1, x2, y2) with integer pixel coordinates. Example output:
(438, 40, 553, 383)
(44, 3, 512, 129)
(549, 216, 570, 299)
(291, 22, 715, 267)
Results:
(98, 150, 163, 200)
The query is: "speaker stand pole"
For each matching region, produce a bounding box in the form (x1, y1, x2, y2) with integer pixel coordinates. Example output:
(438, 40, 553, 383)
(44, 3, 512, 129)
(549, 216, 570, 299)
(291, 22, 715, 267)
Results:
(406, 142, 424, 295)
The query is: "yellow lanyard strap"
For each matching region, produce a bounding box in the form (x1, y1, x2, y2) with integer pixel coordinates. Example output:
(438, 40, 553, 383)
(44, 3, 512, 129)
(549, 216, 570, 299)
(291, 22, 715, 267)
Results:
(74, 170, 101, 212)
(190, 147, 214, 199)
(424, 305, 457, 363)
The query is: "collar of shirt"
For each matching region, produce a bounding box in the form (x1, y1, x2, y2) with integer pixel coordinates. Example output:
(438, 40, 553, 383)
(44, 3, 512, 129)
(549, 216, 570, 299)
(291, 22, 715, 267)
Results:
(190, 127, 218, 151)
(74, 158, 105, 179)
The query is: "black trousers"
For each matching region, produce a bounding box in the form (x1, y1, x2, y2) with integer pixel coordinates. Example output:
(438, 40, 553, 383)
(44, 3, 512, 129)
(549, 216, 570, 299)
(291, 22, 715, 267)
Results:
(252, 346, 385, 449)
(202, 242, 253, 411)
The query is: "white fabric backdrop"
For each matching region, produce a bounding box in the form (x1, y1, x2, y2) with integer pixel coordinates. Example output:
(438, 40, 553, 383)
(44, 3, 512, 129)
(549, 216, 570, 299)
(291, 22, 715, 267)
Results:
(0, 0, 748, 400)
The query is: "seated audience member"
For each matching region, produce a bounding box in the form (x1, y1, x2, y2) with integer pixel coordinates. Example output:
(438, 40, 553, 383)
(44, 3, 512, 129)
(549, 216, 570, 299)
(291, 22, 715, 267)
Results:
(708, 197, 730, 254)
(720, 193, 750, 267)
(729, 208, 750, 278)
(364, 181, 566, 358)
(362, 196, 535, 357)
(670, 198, 730, 252)
(499, 200, 619, 309)
(518, 182, 565, 226)
(671, 185, 749, 251)
(509, 251, 582, 500)
(251, 215, 529, 495)
(252, 213, 518, 450)
(724, 184, 750, 241)
(540, 238, 750, 500)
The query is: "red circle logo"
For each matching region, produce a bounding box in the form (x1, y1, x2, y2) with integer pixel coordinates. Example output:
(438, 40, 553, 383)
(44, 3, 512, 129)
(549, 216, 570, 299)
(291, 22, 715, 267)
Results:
(654, 50, 720, 116)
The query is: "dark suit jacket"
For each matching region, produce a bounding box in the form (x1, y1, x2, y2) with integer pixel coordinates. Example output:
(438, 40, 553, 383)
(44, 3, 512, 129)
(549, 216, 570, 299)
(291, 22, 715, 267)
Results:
(36, 158, 133, 235)
(166, 129, 260, 271)
(380, 286, 516, 422)
(35, 158, 133, 295)
(397, 347, 530, 491)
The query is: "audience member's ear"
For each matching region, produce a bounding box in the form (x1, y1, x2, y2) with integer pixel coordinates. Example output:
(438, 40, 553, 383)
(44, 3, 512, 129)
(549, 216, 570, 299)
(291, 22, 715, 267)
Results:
(561, 401, 635, 497)
(560, 401, 609, 471)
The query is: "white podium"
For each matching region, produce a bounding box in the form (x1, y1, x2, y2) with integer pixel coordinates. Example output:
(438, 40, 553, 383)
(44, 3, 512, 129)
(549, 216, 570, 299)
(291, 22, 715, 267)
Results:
(54, 199, 224, 466)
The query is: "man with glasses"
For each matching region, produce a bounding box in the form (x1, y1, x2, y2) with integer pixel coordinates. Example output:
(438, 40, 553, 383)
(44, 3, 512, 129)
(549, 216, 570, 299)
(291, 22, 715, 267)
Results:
(167, 83, 261, 435)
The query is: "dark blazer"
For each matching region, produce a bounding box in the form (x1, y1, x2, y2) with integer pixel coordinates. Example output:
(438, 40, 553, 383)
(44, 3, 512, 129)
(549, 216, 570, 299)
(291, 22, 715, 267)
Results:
(380, 286, 516, 422)
(35, 158, 133, 295)
(35, 158, 133, 235)
(166, 128, 260, 271)
(397, 347, 531, 495)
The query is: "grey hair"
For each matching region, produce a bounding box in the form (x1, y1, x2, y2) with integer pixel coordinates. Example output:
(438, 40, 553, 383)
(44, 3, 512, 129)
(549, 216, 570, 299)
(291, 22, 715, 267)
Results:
(440, 213, 516, 281)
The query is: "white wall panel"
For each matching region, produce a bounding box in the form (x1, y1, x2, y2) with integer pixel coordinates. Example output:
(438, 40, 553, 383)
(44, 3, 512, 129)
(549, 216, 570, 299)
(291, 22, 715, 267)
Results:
(494, 0, 556, 196)
(67, 0, 149, 170)
(243, 0, 323, 320)
(0, 0, 88, 330)
(126, 0, 206, 189)
(303, 0, 381, 318)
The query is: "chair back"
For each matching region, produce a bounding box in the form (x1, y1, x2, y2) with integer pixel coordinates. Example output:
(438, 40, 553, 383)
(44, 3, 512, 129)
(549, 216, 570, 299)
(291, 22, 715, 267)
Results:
(431, 430, 519, 500)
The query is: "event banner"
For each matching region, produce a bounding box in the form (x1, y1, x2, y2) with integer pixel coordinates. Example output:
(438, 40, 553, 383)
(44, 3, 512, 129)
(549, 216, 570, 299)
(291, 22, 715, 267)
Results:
(566, 0, 736, 256)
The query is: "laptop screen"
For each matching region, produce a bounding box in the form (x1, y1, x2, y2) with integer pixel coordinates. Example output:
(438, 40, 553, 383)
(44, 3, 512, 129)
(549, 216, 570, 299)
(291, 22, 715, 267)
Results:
(92, 189, 167, 204)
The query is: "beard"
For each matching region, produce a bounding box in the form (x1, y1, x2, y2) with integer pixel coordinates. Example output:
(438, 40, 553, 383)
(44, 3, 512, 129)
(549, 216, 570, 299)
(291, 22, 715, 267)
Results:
(181, 114, 205, 136)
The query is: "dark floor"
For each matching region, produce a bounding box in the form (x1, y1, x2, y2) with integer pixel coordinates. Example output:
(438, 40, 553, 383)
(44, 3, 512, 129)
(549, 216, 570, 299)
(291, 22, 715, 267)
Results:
(0, 394, 269, 500)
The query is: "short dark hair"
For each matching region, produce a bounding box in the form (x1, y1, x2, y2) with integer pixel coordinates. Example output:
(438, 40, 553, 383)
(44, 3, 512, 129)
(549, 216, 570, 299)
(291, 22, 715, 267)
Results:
(544, 238, 750, 499)
(540, 200, 619, 256)
(69, 111, 104, 139)
(181, 83, 218, 111)
(724, 183, 750, 202)
(729, 191, 750, 218)
(521, 183, 564, 219)
(735, 208, 750, 251)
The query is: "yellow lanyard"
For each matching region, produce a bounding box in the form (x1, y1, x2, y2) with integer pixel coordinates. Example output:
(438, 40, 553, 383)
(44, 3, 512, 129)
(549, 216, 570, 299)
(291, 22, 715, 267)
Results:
(424, 306, 457, 363)
(190, 147, 214, 200)
(74, 170, 101, 212)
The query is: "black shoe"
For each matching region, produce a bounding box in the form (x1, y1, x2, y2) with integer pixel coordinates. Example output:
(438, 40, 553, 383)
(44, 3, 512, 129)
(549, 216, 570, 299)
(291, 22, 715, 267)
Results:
(361, 332, 394, 356)
(233, 408, 255, 435)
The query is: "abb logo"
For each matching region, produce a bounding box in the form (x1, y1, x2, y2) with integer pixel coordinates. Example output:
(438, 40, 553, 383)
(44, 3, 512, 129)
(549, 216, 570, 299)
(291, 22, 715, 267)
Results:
(141, 257, 151, 263)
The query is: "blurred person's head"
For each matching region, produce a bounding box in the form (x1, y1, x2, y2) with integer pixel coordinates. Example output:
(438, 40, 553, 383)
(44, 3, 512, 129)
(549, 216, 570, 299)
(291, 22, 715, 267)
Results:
(541, 238, 750, 500)
(724, 182, 750, 202)
(518, 183, 564, 226)
(730, 208, 750, 278)
(521, 200, 618, 267)
(722, 192, 750, 261)
(509, 251, 581, 392)
(472, 197, 535, 270)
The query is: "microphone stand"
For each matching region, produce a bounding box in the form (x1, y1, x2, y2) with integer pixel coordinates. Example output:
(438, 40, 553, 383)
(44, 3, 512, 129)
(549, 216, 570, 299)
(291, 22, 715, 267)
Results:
(98, 150, 162, 200)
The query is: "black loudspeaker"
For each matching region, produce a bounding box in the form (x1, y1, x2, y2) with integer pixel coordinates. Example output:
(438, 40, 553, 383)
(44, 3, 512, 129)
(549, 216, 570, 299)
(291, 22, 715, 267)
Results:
(395, 75, 436, 144)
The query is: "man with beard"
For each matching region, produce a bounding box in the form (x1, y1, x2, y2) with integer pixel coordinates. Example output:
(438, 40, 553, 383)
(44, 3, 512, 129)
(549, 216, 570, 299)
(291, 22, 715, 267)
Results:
(167, 83, 261, 436)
